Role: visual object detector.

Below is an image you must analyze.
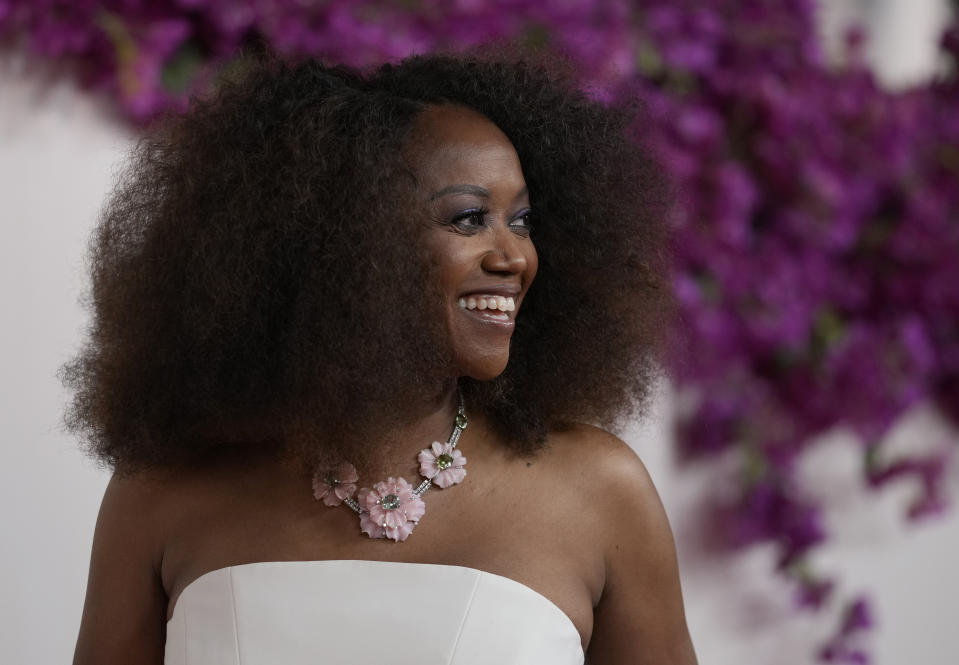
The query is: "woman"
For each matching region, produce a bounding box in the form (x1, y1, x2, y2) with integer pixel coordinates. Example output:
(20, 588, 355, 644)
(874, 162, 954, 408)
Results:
(66, 49, 697, 664)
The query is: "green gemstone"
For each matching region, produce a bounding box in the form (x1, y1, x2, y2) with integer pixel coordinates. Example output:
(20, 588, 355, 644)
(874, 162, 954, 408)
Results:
(436, 453, 454, 470)
(455, 413, 468, 429)
(381, 493, 401, 510)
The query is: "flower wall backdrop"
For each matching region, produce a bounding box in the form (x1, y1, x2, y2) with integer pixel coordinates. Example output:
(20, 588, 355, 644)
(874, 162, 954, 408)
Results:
(4, 1, 957, 661)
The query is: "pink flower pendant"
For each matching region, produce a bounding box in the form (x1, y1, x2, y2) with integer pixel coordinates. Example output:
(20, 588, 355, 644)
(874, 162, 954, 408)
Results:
(311, 462, 359, 506)
(418, 441, 467, 488)
(357, 477, 426, 542)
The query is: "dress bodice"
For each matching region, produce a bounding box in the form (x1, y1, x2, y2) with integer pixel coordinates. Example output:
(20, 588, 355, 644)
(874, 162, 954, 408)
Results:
(164, 559, 585, 664)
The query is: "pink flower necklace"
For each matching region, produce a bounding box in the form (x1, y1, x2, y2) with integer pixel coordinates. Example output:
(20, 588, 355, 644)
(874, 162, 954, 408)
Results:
(311, 393, 467, 542)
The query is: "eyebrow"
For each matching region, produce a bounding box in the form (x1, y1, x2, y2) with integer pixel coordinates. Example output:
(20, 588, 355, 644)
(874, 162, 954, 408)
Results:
(428, 184, 529, 201)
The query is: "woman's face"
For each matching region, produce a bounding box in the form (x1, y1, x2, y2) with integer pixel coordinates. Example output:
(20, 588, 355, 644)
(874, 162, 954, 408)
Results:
(409, 105, 538, 381)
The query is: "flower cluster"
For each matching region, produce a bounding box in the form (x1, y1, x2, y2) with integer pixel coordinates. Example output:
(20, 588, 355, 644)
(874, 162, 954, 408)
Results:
(0, 0, 640, 120)
(313, 440, 465, 542)
(632, 4, 959, 641)
(9, 2, 959, 661)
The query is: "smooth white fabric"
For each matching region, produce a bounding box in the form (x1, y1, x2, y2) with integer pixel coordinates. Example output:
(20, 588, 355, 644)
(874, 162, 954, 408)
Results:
(164, 559, 585, 665)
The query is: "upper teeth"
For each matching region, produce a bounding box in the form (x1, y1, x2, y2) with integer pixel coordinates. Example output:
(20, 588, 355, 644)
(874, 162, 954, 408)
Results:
(458, 295, 516, 312)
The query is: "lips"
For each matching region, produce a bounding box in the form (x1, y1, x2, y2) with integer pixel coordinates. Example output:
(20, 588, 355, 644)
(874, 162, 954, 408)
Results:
(458, 284, 521, 299)
(461, 306, 514, 330)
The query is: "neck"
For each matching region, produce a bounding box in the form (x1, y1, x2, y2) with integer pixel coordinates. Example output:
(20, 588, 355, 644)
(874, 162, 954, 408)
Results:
(355, 379, 461, 481)
(274, 379, 466, 485)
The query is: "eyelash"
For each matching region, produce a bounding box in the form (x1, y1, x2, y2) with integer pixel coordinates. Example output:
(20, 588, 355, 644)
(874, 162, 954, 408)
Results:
(449, 207, 533, 234)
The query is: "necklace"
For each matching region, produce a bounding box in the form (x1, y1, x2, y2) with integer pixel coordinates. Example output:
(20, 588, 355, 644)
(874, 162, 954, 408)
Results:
(311, 392, 468, 542)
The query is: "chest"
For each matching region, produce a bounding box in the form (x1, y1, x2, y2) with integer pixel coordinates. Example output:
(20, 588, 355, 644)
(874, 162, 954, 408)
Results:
(160, 463, 604, 651)
(165, 560, 586, 665)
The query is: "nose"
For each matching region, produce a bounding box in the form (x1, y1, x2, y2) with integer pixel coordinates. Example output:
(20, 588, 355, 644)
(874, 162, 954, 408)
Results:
(480, 226, 528, 275)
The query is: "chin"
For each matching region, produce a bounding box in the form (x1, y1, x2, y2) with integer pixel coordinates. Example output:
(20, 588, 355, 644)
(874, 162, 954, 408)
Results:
(458, 355, 509, 382)
(468, 369, 506, 382)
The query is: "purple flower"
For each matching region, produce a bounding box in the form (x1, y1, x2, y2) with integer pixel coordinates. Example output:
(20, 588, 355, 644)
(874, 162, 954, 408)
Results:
(818, 597, 875, 664)
(796, 576, 835, 610)
(840, 598, 874, 637)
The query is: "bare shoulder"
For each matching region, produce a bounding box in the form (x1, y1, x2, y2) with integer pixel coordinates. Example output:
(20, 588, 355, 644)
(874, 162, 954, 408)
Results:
(73, 468, 179, 665)
(101, 463, 213, 545)
(545, 422, 697, 665)
(96, 468, 180, 562)
(534, 422, 668, 559)
(542, 422, 659, 507)
(544, 421, 642, 461)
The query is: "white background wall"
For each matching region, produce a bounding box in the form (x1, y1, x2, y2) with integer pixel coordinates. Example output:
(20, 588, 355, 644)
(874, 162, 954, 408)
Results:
(2, 3, 957, 662)
(0, 56, 136, 661)
(819, 0, 955, 88)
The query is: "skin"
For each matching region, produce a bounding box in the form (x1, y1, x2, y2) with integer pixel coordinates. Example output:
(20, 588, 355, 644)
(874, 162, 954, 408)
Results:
(411, 104, 538, 382)
(73, 105, 697, 665)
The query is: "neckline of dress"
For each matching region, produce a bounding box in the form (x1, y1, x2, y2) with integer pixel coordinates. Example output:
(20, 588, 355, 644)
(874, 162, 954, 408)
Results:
(168, 558, 585, 653)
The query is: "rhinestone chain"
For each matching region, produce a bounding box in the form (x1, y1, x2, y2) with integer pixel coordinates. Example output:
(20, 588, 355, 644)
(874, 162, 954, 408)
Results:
(341, 392, 466, 515)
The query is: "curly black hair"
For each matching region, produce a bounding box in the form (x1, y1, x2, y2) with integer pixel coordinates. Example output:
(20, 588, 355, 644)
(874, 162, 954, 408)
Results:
(59, 46, 673, 477)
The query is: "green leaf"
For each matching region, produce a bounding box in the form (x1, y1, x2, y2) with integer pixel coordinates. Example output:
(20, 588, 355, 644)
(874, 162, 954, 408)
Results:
(162, 41, 203, 94)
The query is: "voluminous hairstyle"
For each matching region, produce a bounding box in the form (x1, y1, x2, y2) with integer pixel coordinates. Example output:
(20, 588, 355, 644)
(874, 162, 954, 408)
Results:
(60, 47, 672, 477)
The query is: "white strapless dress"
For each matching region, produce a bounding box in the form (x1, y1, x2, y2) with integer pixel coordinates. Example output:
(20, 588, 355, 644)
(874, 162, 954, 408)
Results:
(164, 560, 585, 664)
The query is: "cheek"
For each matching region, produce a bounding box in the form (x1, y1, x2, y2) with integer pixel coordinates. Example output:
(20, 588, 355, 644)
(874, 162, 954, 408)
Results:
(438, 248, 477, 292)
(425, 237, 469, 294)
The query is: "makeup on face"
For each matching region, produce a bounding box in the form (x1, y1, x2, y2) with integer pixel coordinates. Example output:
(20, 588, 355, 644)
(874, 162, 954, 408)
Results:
(409, 104, 538, 380)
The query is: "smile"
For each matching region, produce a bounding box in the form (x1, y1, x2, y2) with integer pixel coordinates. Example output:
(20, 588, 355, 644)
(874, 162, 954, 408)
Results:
(457, 296, 515, 312)
(457, 295, 516, 330)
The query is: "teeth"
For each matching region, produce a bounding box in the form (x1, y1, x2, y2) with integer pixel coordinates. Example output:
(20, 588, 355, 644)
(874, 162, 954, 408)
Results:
(460, 295, 516, 312)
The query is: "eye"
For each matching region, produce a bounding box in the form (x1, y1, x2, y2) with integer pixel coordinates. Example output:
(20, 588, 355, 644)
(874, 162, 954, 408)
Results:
(510, 209, 534, 234)
(449, 207, 489, 232)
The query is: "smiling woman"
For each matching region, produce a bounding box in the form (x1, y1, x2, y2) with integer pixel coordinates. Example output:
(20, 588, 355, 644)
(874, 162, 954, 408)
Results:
(64, 47, 694, 665)
(414, 104, 539, 380)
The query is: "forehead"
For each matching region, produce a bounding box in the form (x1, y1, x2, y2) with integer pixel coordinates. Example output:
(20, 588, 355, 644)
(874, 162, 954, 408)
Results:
(407, 105, 524, 187)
